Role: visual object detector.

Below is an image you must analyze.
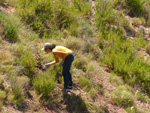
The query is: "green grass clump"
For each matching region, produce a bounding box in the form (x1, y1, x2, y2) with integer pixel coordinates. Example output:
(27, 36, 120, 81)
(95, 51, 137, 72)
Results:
(95, 0, 115, 28)
(33, 70, 55, 96)
(73, 0, 92, 16)
(9, 75, 29, 107)
(86, 61, 101, 77)
(17, 48, 38, 78)
(111, 85, 135, 107)
(0, 76, 4, 85)
(73, 54, 88, 72)
(108, 74, 123, 85)
(126, 106, 143, 113)
(135, 91, 150, 103)
(78, 76, 93, 92)
(145, 42, 150, 55)
(0, 76, 4, 89)
(0, 12, 19, 42)
(126, 0, 146, 17)
(0, 89, 6, 100)
(0, 89, 6, 109)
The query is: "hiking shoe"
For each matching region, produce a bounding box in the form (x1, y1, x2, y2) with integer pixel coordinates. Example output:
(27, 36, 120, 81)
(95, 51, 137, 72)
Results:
(67, 86, 73, 89)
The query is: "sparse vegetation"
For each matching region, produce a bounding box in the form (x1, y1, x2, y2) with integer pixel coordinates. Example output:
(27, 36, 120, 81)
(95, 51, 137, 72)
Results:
(0, 12, 19, 42)
(9, 75, 29, 108)
(0, 0, 150, 112)
(0, 89, 6, 109)
(108, 74, 123, 85)
(111, 85, 135, 107)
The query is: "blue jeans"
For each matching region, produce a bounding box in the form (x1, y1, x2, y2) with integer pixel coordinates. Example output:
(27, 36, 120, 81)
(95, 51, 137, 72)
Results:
(62, 53, 74, 89)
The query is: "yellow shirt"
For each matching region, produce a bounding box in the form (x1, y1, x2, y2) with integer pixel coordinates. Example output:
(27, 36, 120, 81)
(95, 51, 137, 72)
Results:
(53, 46, 72, 59)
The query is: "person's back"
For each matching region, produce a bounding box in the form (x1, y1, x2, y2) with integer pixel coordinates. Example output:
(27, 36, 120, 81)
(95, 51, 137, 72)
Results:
(53, 46, 72, 60)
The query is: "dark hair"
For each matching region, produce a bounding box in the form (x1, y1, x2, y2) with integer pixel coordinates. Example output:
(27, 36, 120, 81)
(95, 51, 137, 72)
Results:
(49, 44, 56, 50)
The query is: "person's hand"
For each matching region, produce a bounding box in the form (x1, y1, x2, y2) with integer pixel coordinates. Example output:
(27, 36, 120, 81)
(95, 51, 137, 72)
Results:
(43, 63, 50, 70)
(59, 61, 64, 66)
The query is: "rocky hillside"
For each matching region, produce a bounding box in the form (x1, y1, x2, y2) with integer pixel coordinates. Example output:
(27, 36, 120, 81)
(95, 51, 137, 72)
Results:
(0, 0, 150, 113)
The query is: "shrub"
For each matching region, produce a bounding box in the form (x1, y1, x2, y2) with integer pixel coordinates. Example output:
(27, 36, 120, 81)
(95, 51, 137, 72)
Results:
(86, 61, 101, 77)
(0, 50, 14, 65)
(0, 76, 4, 84)
(0, 0, 5, 3)
(145, 42, 150, 54)
(135, 91, 150, 103)
(95, 0, 120, 28)
(0, 76, 4, 89)
(111, 85, 135, 107)
(73, 0, 92, 16)
(17, 48, 38, 78)
(33, 70, 55, 96)
(126, 0, 146, 17)
(77, 19, 94, 38)
(9, 75, 29, 100)
(131, 17, 143, 26)
(9, 75, 29, 108)
(126, 106, 143, 113)
(0, 12, 19, 42)
(0, 89, 6, 100)
(65, 36, 87, 51)
(73, 54, 88, 72)
(7, 93, 15, 104)
(0, 89, 6, 109)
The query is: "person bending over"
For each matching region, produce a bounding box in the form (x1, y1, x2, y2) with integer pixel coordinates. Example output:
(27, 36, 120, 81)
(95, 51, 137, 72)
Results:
(41, 43, 74, 91)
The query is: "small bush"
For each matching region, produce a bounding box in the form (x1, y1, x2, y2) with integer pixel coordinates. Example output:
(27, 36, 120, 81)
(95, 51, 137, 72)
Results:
(17, 48, 38, 78)
(33, 70, 55, 96)
(135, 91, 150, 103)
(0, 12, 19, 42)
(111, 85, 135, 107)
(9, 75, 29, 100)
(95, 0, 122, 28)
(0, 89, 6, 110)
(73, 0, 92, 16)
(0, 51, 14, 65)
(65, 37, 87, 51)
(77, 19, 94, 38)
(0, 0, 5, 3)
(73, 54, 88, 72)
(86, 61, 101, 77)
(126, 0, 146, 17)
(0, 76, 4, 85)
(0, 89, 6, 100)
(131, 17, 143, 26)
(145, 42, 150, 54)
(7, 93, 15, 104)
(0, 76, 4, 89)
(78, 76, 93, 92)
(126, 106, 143, 113)
(89, 89, 97, 100)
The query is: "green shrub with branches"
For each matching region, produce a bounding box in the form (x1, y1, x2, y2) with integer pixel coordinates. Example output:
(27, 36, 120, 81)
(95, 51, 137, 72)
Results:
(111, 85, 134, 107)
(126, 0, 146, 16)
(33, 70, 56, 96)
(0, 12, 18, 42)
(9, 75, 29, 108)
(17, 48, 38, 78)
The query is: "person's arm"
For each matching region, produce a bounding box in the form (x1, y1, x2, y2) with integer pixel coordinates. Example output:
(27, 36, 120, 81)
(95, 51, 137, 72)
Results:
(43, 55, 59, 69)
(46, 55, 59, 66)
